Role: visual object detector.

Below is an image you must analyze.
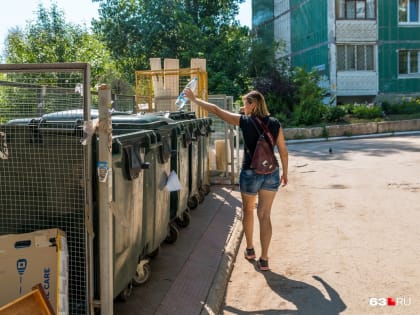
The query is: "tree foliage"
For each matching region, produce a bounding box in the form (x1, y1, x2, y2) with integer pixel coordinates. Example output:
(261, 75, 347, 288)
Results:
(4, 3, 124, 90)
(247, 39, 326, 126)
(92, 0, 251, 97)
(249, 40, 295, 122)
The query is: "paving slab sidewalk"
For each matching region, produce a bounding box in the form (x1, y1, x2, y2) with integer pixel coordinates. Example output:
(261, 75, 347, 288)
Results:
(114, 185, 243, 315)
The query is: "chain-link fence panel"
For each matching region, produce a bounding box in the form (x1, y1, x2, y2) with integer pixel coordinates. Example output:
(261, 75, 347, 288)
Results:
(0, 63, 92, 315)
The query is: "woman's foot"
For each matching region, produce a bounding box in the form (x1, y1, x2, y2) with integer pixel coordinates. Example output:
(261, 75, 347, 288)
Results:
(257, 258, 269, 271)
(244, 248, 256, 260)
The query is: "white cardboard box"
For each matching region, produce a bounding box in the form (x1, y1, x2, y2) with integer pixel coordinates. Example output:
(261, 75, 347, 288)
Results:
(0, 228, 68, 315)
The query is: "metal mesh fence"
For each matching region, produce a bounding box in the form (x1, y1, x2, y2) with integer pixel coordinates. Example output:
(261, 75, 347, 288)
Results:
(207, 95, 240, 184)
(135, 68, 208, 115)
(112, 94, 136, 112)
(0, 64, 91, 315)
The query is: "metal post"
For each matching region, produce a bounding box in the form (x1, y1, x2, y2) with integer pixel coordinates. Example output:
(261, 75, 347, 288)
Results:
(98, 84, 113, 315)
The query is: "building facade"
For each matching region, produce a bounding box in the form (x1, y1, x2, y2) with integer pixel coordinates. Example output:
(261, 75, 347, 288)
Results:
(253, 0, 420, 104)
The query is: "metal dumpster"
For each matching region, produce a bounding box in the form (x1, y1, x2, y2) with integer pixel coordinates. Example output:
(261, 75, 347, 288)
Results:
(93, 129, 155, 299)
(196, 117, 212, 196)
(37, 110, 178, 249)
(5, 111, 175, 299)
(111, 114, 181, 245)
(166, 112, 204, 209)
(168, 121, 192, 229)
(155, 112, 192, 229)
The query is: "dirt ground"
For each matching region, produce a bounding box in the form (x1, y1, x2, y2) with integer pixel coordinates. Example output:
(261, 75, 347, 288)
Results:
(222, 134, 420, 315)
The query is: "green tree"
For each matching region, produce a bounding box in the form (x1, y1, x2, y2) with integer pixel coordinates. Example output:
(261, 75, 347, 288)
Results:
(4, 3, 124, 90)
(92, 0, 251, 98)
(291, 67, 325, 126)
(249, 40, 295, 123)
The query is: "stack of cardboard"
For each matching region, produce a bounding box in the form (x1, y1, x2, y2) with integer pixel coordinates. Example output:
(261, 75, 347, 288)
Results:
(0, 229, 68, 315)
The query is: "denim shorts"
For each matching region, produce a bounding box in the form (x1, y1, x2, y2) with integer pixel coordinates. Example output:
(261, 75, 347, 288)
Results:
(239, 167, 280, 195)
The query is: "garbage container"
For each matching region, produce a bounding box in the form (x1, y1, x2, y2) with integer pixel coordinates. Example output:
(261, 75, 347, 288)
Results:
(36, 110, 177, 251)
(105, 129, 154, 299)
(142, 126, 173, 252)
(168, 112, 210, 209)
(197, 117, 212, 196)
(7, 111, 166, 300)
(19, 112, 156, 300)
(111, 114, 182, 245)
(157, 112, 192, 229)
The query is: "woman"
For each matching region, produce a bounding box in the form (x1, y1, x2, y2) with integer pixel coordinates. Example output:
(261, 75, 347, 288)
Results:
(184, 88, 288, 271)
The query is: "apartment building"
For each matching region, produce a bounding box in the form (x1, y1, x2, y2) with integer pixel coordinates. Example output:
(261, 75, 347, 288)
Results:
(253, 0, 420, 104)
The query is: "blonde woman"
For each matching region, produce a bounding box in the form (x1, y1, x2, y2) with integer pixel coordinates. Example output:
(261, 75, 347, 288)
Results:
(184, 88, 288, 271)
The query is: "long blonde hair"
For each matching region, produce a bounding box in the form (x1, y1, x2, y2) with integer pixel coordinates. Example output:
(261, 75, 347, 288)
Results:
(243, 90, 270, 118)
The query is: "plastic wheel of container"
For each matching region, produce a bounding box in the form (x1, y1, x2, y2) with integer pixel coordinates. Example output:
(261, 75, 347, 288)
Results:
(118, 281, 133, 302)
(164, 223, 179, 244)
(203, 184, 211, 195)
(175, 211, 191, 228)
(147, 246, 160, 259)
(133, 262, 151, 286)
(198, 190, 205, 203)
(187, 195, 199, 209)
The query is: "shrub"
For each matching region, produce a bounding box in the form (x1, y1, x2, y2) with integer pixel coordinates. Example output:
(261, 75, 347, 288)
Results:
(352, 104, 383, 119)
(274, 112, 289, 126)
(324, 106, 346, 122)
(381, 101, 392, 115)
(341, 103, 355, 114)
(290, 67, 326, 126)
(382, 99, 420, 115)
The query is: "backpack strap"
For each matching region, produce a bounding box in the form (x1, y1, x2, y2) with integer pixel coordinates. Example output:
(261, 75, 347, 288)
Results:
(250, 116, 275, 150)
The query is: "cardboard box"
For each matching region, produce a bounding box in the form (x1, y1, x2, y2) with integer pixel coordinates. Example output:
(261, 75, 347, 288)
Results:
(0, 229, 68, 315)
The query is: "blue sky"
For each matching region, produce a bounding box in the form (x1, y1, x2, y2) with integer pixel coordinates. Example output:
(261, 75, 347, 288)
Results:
(0, 0, 251, 54)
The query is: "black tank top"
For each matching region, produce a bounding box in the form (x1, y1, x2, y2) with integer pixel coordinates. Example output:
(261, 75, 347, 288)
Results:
(239, 115, 281, 169)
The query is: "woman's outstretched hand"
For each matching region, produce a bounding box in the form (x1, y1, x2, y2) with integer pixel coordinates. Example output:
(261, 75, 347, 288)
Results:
(184, 88, 196, 102)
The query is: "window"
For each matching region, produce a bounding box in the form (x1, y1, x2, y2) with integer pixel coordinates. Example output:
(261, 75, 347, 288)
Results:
(337, 0, 376, 19)
(399, 50, 420, 75)
(337, 45, 375, 71)
(399, 0, 420, 23)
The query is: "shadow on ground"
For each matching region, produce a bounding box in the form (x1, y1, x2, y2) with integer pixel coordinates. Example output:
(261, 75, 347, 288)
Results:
(224, 268, 346, 315)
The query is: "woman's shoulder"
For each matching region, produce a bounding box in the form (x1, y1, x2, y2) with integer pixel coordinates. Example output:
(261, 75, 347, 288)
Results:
(265, 115, 281, 128)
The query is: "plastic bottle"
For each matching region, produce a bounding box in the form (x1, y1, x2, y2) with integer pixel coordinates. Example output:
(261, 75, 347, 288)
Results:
(175, 77, 198, 109)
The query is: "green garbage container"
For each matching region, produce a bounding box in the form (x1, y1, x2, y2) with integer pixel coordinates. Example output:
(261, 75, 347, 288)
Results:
(168, 112, 204, 210)
(27, 112, 156, 299)
(111, 114, 181, 245)
(197, 117, 212, 196)
(106, 129, 154, 298)
(2, 110, 177, 303)
(12, 110, 169, 300)
(142, 126, 173, 252)
(158, 113, 192, 229)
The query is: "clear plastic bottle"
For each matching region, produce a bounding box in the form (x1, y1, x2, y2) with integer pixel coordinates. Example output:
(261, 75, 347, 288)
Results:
(175, 77, 198, 109)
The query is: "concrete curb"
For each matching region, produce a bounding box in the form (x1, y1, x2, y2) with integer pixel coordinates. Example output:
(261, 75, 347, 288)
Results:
(201, 209, 244, 315)
(283, 119, 420, 141)
(286, 130, 420, 145)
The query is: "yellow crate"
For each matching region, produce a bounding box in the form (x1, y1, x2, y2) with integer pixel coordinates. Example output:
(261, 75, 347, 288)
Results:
(0, 284, 55, 315)
(135, 67, 208, 117)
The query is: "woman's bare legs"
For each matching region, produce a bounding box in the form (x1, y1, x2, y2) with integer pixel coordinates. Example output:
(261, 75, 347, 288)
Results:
(241, 193, 257, 250)
(256, 189, 277, 260)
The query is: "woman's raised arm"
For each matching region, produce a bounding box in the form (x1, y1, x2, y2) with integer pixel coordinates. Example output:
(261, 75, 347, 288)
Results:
(184, 88, 241, 126)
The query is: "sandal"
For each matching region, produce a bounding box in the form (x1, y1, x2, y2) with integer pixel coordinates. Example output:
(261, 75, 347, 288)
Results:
(244, 248, 256, 260)
(257, 258, 269, 271)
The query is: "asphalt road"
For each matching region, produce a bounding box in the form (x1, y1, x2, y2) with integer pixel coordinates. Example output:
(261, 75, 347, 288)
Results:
(222, 134, 420, 315)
